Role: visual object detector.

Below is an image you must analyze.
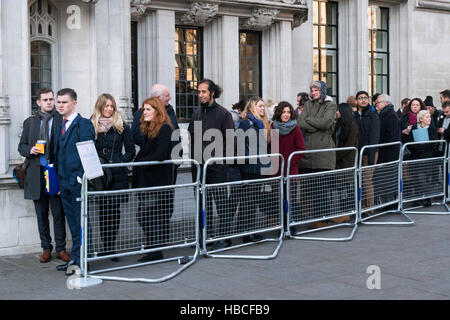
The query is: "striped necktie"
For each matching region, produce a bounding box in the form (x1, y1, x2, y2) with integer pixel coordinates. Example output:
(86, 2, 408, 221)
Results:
(61, 119, 68, 135)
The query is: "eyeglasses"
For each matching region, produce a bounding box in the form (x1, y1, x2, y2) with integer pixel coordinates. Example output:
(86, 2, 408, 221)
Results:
(357, 96, 369, 101)
(375, 101, 385, 105)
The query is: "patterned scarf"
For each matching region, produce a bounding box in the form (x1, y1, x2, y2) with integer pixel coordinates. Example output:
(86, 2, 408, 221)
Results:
(98, 117, 114, 133)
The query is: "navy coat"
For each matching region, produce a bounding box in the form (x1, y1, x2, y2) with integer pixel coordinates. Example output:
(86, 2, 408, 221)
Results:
(53, 114, 95, 188)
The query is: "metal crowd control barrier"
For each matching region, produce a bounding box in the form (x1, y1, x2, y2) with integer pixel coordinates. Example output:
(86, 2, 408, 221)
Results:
(201, 154, 284, 259)
(402, 140, 450, 215)
(74, 159, 200, 287)
(286, 147, 358, 241)
(359, 142, 414, 225)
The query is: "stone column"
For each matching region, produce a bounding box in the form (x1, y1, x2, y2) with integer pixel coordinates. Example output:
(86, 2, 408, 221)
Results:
(262, 20, 293, 104)
(96, 0, 133, 119)
(2, 0, 30, 170)
(137, 10, 175, 108)
(350, 0, 369, 94)
(204, 15, 239, 109)
(0, 0, 11, 174)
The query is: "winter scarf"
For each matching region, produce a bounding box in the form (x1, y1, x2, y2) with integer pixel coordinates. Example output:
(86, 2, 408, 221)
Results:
(272, 119, 297, 136)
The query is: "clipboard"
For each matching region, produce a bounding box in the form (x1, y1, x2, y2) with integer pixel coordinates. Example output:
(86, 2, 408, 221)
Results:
(76, 140, 104, 180)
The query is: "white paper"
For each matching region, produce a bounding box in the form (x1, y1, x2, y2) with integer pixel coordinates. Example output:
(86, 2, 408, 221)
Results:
(76, 140, 104, 180)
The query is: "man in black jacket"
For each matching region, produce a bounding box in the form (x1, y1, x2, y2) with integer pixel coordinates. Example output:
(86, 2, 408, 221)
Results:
(354, 91, 380, 213)
(374, 94, 401, 208)
(354, 91, 380, 165)
(376, 94, 401, 164)
(18, 88, 70, 264)
(188, 79, 234, 250)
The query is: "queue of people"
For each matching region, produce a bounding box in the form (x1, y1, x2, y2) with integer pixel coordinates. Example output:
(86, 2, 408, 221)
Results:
(19, 81, 450, 269)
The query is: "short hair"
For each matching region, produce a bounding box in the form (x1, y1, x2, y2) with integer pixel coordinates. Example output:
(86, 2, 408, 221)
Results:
(442, 101, 450, 109)
(57, 88, 77, 101)
(272, 101, 297, 122)
(355, 91, 369, 99)
(35, 88, 54, 101)
(297, 92, 309, 106)
(417, 110, 430, 124)
(440, 90, 450, 100)
(346, 96, 357, 109)
(378, 94, 392, 106)
(232, 100, 246, 112)
(199, 79, 222, 99)
(401, 98, 410, 106)
(372, 93, 380, 105)
(151, 84, 169, 98)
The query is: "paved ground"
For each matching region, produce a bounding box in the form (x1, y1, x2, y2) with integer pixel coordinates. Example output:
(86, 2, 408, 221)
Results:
(1, 203, 450, 300)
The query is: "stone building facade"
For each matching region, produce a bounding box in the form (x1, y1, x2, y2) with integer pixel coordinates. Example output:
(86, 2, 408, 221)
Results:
(0, 0, 449, 255)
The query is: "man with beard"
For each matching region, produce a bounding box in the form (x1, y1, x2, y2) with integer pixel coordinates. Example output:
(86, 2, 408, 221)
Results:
(354, 91, 380, 215)
(188, 79, 234, 250)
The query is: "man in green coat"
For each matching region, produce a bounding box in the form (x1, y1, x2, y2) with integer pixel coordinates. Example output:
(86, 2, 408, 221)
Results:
(297, 80, 337, 228)
(298, 80, 337, 170)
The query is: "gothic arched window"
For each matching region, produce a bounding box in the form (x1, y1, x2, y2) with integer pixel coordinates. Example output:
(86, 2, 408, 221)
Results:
(29, 0, 57, 113)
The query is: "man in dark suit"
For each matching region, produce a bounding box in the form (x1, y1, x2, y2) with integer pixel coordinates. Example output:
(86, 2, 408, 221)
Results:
(18, 88, 70, 263)
(53, 88, 95, 271)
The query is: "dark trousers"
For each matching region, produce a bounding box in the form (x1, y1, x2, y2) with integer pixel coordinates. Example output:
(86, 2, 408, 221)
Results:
(60, 183, 82, 264)
(301, 168, 332, 219)
(192, 164, 231, 239)
(33, 173, 66, 252)
(137, 190, 174, 247)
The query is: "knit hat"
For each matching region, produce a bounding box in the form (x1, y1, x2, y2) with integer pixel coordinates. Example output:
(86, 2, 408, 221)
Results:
(318, 80, 328, 101)
(424, 96, 434, 107)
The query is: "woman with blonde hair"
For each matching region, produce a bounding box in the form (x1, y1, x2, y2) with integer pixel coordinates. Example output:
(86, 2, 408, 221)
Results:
(237, 96, 272, 243)
(91, 93, 135, 261)
(134, 96, 174, 262)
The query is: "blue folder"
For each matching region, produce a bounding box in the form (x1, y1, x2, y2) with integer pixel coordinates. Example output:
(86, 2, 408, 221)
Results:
(412, 127, 429, 142)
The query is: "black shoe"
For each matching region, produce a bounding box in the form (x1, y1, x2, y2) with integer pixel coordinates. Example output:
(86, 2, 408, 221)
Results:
(243, 234, 264, 243)
(56, 260, 79, 273)
(138, 251, 163, 262)
(421, 199, 432, 207)
(211, 239, 232, 250)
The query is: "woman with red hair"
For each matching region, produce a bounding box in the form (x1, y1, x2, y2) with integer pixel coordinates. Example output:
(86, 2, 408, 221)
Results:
(134, 97, 173, 262)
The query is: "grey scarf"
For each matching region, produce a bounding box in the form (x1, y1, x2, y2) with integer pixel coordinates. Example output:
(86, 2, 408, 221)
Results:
(38, 108, 57, 142)
(272, 120, 297, 136)
(38, 108, 57, 159)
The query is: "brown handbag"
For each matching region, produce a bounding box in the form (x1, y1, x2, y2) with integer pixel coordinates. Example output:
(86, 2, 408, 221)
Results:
(13, 159, 30, 189)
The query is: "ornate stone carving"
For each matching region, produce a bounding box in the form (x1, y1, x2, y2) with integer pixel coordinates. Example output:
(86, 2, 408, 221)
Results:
(292, 11, 308, 29)
(281, 0, 306, 5)
(241, 8, 280, 30)
(179, 1, 219, 26)
(130, 0, 152, 19)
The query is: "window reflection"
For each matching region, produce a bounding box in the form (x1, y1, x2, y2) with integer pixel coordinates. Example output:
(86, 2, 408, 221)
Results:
(239, 31, 261, 102)
(313, 0, 338, 101)
(368, 6, 389, 97)
(175, 27, 203, 122)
